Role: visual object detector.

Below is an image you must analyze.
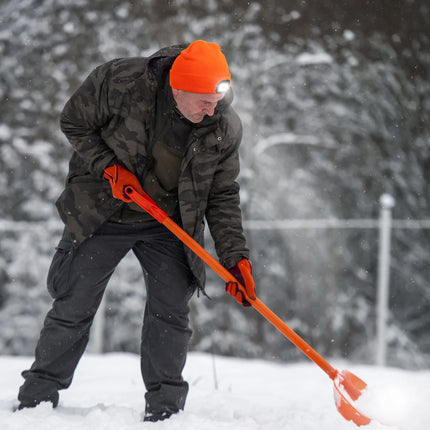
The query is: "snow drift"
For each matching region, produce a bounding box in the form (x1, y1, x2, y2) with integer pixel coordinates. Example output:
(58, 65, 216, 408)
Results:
(1, 352, 429, 430)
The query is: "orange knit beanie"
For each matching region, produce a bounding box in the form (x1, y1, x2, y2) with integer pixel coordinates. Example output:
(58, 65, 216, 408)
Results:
(170, 40, 231, 94)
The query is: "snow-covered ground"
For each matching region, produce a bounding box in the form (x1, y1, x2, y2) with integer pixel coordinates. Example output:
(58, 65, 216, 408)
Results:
(1, 352, 429, 430)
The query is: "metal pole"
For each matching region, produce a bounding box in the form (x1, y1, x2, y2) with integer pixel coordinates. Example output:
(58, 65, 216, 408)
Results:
(376, 194, 395, 366)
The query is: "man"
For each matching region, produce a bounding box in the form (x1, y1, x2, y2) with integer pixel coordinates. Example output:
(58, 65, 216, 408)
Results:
(17, 40, 255, 422)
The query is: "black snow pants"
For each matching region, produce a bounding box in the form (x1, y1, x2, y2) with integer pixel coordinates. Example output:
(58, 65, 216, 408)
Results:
(18, 217, 196, 413)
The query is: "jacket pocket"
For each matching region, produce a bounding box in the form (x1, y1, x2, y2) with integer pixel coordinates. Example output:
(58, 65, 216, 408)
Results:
(47, 237, 74, 299)
(142, 170, 179, 216)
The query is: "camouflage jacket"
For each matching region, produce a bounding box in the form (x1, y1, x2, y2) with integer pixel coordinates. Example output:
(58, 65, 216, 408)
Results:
(57, 45, 249, 288)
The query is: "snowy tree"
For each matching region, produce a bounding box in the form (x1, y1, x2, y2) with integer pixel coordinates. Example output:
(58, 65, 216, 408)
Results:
(0, 0, 429, 368)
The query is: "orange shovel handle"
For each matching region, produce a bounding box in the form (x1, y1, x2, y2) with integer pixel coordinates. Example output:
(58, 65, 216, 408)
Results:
(126, 186, 338, 380)
(251, 299, 339, 380)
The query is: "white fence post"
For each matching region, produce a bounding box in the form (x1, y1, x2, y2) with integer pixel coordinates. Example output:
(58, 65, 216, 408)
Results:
(375, 193, 395, 366)
(88, 293, 106, 354)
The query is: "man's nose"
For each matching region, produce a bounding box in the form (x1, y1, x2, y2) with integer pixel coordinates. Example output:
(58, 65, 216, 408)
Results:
(203, 103, 216, 116)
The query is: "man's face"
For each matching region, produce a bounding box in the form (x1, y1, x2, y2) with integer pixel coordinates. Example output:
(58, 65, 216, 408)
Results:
(171, 88, 225, 123)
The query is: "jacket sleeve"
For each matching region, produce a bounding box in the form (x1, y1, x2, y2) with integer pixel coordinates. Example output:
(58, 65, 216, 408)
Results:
(60, 62, 119, 178)
(205, 112, 250, 269)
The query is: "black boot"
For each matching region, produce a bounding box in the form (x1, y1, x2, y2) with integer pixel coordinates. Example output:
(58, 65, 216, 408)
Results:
(143, 409, 177, 422)
(142, 383, 187, 422)
(17, 378, 59, 410)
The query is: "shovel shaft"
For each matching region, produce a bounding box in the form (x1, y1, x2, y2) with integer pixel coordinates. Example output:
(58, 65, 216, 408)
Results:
(126, 187, 338, 380)
(251, 299, 338, 380)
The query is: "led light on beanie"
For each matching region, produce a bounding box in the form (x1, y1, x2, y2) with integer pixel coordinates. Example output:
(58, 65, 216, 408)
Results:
(170, 40, 231, 94)
(216, 80, 231, 94)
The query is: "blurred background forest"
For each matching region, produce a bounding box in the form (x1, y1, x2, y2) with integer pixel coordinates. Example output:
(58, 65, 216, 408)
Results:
(1, 0, 429, 369)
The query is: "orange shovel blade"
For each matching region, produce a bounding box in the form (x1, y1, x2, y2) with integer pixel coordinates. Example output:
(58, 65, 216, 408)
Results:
(333, 370, 371, 426)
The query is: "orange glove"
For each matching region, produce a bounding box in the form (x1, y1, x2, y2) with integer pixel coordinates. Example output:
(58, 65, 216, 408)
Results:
(104, 164, 144, 202)
(226, 258, 256, 307)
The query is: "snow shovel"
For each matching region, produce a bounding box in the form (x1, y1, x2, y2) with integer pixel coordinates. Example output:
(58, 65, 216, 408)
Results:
(125, 186, 372, 427)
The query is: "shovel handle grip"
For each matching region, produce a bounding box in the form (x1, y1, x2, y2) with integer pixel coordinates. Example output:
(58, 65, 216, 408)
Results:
(125, 186, 338, 380)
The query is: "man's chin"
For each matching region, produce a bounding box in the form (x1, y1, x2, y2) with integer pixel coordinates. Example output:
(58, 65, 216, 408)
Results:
(189, 115, 206, 124)
(191, 114, 206, 124)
